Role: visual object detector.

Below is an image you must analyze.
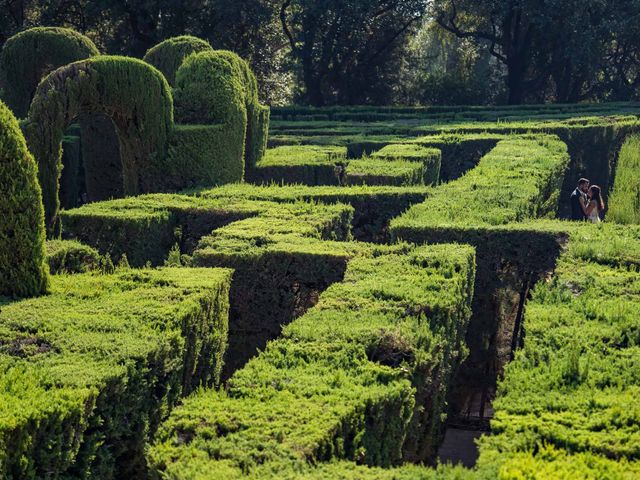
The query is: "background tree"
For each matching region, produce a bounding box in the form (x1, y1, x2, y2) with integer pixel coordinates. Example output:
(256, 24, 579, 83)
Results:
(280, 0, 428, 105)
(398, 19, 503, 105)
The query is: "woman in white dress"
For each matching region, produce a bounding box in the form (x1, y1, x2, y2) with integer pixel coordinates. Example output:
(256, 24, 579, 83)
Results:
(585, 185, 605, 223)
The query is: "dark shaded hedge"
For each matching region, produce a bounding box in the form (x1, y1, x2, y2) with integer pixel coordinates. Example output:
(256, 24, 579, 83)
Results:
(0, 27, 99, 118)
(0, 100, 49, 298)
(143, 35, 213, 86)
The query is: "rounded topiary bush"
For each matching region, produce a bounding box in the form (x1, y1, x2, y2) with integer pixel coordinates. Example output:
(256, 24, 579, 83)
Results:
(24, 55, 173, 230)
(208, 50, 270, 170)
(0, 100, 49, 298)
(0, 27, 99, 118)
(143, 35, 213, 86)
(173, 51, 246, 125)
(210, 50, 259, 110)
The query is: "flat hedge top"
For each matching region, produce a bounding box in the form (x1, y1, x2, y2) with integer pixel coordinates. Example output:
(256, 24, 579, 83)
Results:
(345, 158, 423, 178)
(196, 183, 430, 202)
(259, 145, 346, 168)
(372, 144, 441, 160)
(0, 267, 232, 472)
(391, 135, 569, 229)
(148, 243, 475, 477)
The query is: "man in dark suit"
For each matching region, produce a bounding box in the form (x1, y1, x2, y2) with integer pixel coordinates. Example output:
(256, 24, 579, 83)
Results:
(570, 178, 590, 221)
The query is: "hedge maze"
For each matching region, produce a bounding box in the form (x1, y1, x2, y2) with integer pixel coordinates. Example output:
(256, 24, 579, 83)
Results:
(2, 27, 640, 479)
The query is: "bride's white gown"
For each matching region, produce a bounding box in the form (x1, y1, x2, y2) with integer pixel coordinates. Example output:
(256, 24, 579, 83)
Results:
(588, 203, 601, 223)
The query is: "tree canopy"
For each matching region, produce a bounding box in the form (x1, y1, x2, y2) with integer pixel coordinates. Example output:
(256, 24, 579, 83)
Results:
(2, 0, 640, 105)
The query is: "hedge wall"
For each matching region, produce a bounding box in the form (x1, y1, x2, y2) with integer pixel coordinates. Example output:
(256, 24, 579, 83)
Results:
(0, 27, 99, 118)
(391, 135, 570, 419)
(391, 135, 569, 232)
(250, 145, 346, 185)
(342, 158, 424, 186)
(24, 55, 173, 231)
(250, 144, 439, 188)
(60, 183, 438, 382)
(24, 47, 267, 230)
(143, 35, 213, 86)
(475, 221, 640, 478)
(0, 267, 231, 478)
(148, 243, 475, 477)
(371, 144, 441, 185)
(0, 100, 49, 298)
(173, 49, 269, 175)
(197, 184, 430, 242)
(60, 185, 430, 266)
(608, 133, 640, 224)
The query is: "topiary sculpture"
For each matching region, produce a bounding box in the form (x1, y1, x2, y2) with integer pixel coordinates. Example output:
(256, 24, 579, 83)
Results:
(24, 56, 173, 230)
(0, 27, 99, 118)
(143, 35, 214, 86)
(0, 100, 49, 297)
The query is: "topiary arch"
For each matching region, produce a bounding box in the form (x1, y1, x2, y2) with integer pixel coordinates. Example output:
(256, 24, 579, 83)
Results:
(0, 100, 49, 298)
(0, 27, 99, 118)
(24, 56, 173, 230)
(143, 35, 214, 86)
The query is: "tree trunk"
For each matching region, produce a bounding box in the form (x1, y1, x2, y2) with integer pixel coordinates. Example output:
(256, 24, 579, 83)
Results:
(506, 57, 526, 104)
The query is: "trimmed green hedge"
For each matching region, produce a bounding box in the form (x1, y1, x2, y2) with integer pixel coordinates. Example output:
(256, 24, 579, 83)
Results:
(60, 184, 439, 380)
(251, 144, 439, 187)
(209, 50, 268, 171)
(24, 55, 173, 231)
(390, 135, 571, 419)
(21, 40, 269, 229)
(343, 158, 424, 186)
(0, 100, 49, 298)
(60, 185, 430, 265)
(475, 221, 640, 477)
(0, 267, 231, 478)
(192, 199, 356, 373)
(250, 145, 346, 185)
(391, 135, 569, 233)
(410, 133, 503, 182)
(143, 35, 213, 86)
(174, 51, 245, 127)
(199, 183, 431, 242)
(166, 124, 245, 188)
(0, 27, 99, 118)
(371, 144, 441, 185)
(174, 49, 269, 176)
(608, 134, 640, 224)
(148, 243, 475, 477)
(46, 239, 102, 274)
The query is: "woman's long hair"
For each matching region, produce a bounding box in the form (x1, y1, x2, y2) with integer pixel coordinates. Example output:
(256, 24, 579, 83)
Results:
(590, 185, 605, 211)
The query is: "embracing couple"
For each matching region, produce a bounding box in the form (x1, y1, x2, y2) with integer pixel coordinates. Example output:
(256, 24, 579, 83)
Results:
(570, 178, 605, 223)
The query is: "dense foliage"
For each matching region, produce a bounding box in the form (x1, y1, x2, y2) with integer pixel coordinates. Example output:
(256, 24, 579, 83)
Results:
(5, 0, 640, 105)
(0, 267, 231, 478)
(149, 243, 475, 476)
(143, 35, 213, 85)
(24, 55, 173, 230)
(0, 100, 49, 298)
(0, 27, 99, 117)
(608, 134, 640, 224)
